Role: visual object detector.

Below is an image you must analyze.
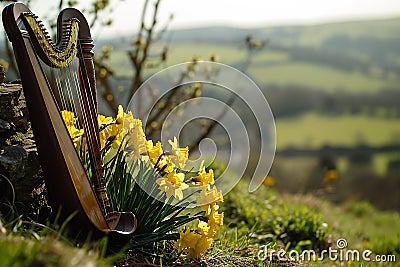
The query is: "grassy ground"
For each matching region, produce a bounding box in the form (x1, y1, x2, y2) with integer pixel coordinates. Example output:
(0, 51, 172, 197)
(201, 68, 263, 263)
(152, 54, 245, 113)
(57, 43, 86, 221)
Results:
(1, 180, 398, 266)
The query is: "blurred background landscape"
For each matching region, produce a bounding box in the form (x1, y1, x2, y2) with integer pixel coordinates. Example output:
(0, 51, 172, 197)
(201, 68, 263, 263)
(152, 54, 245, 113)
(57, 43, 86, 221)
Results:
(95, 16, 400, 210)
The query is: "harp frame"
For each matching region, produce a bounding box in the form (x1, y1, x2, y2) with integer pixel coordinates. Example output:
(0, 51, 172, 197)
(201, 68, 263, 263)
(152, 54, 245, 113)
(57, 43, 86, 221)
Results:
(2, 2, 136, 239)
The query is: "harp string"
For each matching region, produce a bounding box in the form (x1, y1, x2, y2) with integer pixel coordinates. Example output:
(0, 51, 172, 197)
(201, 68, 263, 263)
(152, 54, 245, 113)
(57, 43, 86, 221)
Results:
(75, 41, 114, 219)
(75, 46, 112, 218)
(48, 51, 113, 219)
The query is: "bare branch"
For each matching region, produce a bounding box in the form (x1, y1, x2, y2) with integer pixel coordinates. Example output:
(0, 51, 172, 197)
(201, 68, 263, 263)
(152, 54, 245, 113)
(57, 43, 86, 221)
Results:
(189, 94, 236, 152)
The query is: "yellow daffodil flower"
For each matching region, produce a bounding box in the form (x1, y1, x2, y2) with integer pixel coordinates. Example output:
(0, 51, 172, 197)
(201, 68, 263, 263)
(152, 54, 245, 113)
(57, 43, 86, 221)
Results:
(167, 137, 188, 169)
(197, 221, 210, 236)
(263, 176, 276, 187)
(97, 114, 113, 127)
(115, 105, 125, 125)
(156, 171, 189, 200)
(191, 235, 213, 258)
(193, 160, 214, 186)
(61, 110, 77, 128)
(124, 116, 147, 159)
(174, 228, 213, 259)
(174, 229, 201, 252)
(207, 204, 224, 237)
(146, 140, 163, 163)
(154, 154, 175, 173)
(61, 110, 84, 146)
(197, 186, 224, 213)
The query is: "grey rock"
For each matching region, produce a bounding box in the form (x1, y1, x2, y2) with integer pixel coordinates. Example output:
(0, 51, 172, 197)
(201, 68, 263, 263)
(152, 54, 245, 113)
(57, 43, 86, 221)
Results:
(0, 145, 28, 179)
(0, 119, 13, 135)
(0, 84, 21, 122)
(0, 83, 45, 220)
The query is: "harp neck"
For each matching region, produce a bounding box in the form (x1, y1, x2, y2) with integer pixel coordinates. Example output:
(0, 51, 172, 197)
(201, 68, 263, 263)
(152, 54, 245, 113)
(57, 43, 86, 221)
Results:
(21, 12, 79, 68)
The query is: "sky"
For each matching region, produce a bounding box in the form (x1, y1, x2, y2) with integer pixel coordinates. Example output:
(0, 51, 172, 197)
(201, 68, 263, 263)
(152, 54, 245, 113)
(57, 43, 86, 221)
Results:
(29, 0, 400, 36)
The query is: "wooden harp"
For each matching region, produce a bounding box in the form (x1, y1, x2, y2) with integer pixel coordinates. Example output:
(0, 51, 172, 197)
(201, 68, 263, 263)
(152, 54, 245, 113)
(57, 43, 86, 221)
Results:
(2, 2, 136, 239)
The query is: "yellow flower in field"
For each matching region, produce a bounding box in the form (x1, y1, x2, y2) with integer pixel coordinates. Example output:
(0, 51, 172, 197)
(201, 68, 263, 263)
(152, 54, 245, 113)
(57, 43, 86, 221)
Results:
(197, 221, 210, 236)
(197, 186, 223, 213)
(97, 105, 148, 152)
(61, 110, 84, 145)
(193, 160, 214, 186)
(98, 114, 116, 149)
(97, 114, 113, 127)
(100, 122, 123, 149)
(124, 115, 147, 159)
(96, 106, 127, 149)
(207, 204, 224, 237)
(156, 155, 175, 173)
(62, 107, 225, 260)
(174, 229, 201, 252)
(115, 105, 125, 125)
(174, 228, 213, 259)
(323, 169, 338, 183)
(156, 171, 189, 200)
(98, 131, 108, 149)
(61, 110, 76, 128)
(191, 235, 213, 258)
(167, 137, 188, 169)
(70, 127, 84, 144)
(263, 176, 276, 187)
(166, 171, 187, 187)
(146, 140, 163, 162)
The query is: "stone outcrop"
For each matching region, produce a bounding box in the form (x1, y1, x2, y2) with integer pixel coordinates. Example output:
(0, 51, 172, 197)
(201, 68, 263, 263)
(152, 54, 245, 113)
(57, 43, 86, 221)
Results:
(0, 82, 49, 221)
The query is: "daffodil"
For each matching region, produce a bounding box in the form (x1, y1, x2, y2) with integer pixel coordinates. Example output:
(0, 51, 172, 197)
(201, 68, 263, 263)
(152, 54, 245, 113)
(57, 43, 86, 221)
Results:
(196, 186, 224, 213)
(192, 160, 214, 186)
(99, 122, 123, 149)
(61, 110, 84, 146)
(207, 204, 224, 237)
(146, 140, 163, 163)
(124, 114, 147, 159)
(174, 228, 213, 259)
(155, 154, 175, 173)
(156, 171, 189, 200)
(97, 114, 114, 149)
(115, 105, 125, 125)
(167, 137, 188, 169)
(62, 107, 223, 259)
(263, 176, 276, 187)
(174, 229, 201, 254)
(97, 114, 113, 127)
(191, 235, 213, 258)
(61, 110, 77, 128)
(197, 220, 210, 236)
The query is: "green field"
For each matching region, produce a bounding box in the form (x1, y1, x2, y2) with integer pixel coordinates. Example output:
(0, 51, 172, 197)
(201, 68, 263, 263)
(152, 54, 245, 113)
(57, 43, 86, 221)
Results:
(275, 112, 400, 149)
(249, 62, 398, 92)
